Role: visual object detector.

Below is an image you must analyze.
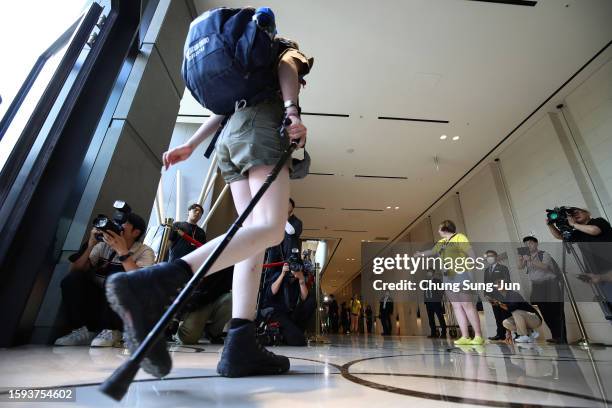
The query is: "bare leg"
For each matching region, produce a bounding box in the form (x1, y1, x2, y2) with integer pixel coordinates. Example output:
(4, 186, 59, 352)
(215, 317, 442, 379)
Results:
(462, 302, 482, 337)
(181, 165, 289, 279)
(451, 302, 469, 337)
(229, 165, 289, 319)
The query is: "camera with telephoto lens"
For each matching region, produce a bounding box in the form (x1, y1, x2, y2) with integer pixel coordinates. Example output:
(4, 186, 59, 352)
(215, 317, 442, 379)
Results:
(93, 200, 132, 241)
(546, 206, 577, 240)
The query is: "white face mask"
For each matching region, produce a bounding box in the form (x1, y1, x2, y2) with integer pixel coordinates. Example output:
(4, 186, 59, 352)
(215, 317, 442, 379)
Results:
(486, 257, 496, 265)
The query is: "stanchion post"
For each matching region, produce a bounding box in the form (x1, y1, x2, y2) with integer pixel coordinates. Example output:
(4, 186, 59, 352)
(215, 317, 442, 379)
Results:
(198, 153, 218, 207)
(309, 262, 330, 344)
(155, 217, 174, 263)
(201, 184, 230, 229)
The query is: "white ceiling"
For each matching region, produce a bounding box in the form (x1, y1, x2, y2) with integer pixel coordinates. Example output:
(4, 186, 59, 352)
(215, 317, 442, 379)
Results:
(184, 0, 612, 294)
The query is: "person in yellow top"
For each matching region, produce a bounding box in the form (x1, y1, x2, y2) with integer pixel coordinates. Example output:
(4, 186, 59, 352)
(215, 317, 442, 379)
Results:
(349, 296, 362, 334)
(416, 220, 484, 346)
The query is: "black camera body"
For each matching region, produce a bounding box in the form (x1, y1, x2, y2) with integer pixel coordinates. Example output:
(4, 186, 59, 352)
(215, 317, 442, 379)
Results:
(546, 206, 576, 240)
(517, 246, 530, 256)
(288, 248, 304, 273)
(93, 200, 132, 241)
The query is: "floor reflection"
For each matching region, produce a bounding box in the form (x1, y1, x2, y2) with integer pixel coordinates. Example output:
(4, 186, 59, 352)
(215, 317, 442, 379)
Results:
(0, 335, 609, 407)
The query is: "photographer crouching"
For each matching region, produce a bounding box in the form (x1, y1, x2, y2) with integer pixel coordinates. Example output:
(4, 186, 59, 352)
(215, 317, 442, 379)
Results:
(547, 206, 612, 318)
(55, 203, 154, 347)
(260, 249, 316, 346)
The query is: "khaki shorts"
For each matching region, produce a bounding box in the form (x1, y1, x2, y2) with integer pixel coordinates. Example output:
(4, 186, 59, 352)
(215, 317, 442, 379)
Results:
(216, 99, 290, 183)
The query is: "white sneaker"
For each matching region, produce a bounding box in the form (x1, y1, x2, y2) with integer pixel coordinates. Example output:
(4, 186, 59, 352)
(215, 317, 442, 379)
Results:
(90, 329, 122, 347)
(54, 326, 96, 346)
(529, 330, 540, 341)
(515, 335, 532, 343)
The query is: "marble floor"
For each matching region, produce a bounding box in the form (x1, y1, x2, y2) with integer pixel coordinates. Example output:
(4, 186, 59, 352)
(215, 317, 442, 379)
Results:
(0, 335, 611, 407)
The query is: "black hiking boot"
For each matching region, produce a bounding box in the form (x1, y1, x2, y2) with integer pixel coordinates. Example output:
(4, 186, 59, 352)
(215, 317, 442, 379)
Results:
(105, 262, 191, 378)
(217, 321, 290, 377)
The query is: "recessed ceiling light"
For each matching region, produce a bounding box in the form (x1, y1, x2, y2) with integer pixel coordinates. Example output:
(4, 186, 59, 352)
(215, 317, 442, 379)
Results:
(386, 206, 391, 209)
(440, 135, 447, 140)
(452, 136, 460, 141)
(394, 206, 400, 210)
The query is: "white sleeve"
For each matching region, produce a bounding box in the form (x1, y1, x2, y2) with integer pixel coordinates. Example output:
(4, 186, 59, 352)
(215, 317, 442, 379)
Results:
(285, 221, 295, 235)
(134, 245, 156, 268)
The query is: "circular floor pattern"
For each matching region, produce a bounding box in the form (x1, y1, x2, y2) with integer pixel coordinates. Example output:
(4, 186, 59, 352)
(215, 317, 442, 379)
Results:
(340, 353, 612, 408)
(1, 353, 609, 407)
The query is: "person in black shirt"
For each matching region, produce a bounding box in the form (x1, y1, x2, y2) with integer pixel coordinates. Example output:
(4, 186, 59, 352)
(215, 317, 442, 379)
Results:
(483, 250, 512, 341)
(168, 203, 207, 261)
(492, 279, 542, 344)
(328, 294, 339, 334)
(341, 302, 350, 334)
(379, 291, 394, 336)
(547, 207, 612, 315)
(266, 198, 303, 265)
(260, 262, 315, 345)
(365, 304, 373, 334)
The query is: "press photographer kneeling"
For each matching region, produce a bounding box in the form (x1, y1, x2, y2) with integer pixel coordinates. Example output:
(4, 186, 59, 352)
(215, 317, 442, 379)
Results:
(260, 249, 315, 346)
(55, 202, 154, 347)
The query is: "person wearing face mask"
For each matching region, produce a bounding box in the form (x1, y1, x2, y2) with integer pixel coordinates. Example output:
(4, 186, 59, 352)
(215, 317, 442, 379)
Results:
(423, 269, 447, 338)
(483, 250, 512, 341)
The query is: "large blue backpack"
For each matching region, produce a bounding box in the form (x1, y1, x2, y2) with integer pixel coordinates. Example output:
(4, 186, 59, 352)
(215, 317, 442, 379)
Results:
(181, 7, 280, 115)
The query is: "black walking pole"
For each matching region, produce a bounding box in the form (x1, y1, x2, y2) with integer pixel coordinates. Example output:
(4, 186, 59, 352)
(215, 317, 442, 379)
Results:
(99, 137, 297, 401)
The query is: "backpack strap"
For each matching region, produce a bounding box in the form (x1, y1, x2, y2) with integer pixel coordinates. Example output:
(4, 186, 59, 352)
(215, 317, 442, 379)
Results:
(204, 115, 230, 158)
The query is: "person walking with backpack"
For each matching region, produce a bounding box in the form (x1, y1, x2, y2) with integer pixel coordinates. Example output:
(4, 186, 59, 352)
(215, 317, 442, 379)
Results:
(105, 7, 313, 379)
(518, 236, 566, 344)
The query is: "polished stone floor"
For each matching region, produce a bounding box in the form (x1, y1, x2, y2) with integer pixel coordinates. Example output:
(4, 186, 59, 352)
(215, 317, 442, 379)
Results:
(0, 335, 610, 407)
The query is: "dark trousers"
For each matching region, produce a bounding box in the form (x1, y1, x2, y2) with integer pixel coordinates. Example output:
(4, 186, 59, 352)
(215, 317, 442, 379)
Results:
(537, 302, 567, 342)
(380, 313, 392, 335)
(425, 302, 447, 335)
(60, 272, 123, 332)
(273, 295, 316, 346)
(531, 281, 566, 342)
(341, 316, 349, 333)
(492, 304, 511, 337)
(366, 318, 373, 334)
(330, 314, 339, 333)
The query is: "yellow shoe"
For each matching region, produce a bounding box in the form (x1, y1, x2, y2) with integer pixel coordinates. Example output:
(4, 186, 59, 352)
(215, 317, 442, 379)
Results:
(454, 336, 472, 345)
(471, 345, 485, 354)
(455, 344, 472, 353)
(469, 336, 485, 345)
